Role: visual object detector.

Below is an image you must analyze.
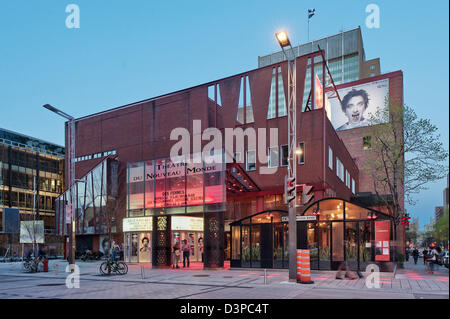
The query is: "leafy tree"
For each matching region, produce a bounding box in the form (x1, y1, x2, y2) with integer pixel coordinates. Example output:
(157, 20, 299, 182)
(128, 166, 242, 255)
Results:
(433, 207, 449, 247)
(363, 99, 448, 228)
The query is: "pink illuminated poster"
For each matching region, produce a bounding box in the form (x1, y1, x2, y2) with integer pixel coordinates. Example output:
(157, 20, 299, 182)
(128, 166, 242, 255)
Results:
(375, 221, 390, 261)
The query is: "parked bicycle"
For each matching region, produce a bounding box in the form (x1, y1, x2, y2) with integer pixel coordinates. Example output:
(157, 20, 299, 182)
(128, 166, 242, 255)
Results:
(23, 256, 43, 273)
(99, 257, 128, 275)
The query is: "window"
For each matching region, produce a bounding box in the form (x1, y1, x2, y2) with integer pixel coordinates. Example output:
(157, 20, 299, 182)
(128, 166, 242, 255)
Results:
(336, 157, 344, 182)
(280, 145, 288, 166)
(363, 136, 371, 150)
(237, 75, 253, 124)
(208, 83, 222, 107)
(345, 170, 351, 189)
(351, 178, 355, 194)
(246, 150, 256, 171)
(267, 68, 277, 119)
(328, 146, 333, 170)
(297, 142, 305, 165)
(370, 65, 375, 70)
(268, 146, 279, 168)
(234, 152, 242, 163)
(267, 67, 286, 119)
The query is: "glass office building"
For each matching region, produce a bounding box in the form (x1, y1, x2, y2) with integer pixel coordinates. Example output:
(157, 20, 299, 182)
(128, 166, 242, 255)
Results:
(0, 128, 65, 257)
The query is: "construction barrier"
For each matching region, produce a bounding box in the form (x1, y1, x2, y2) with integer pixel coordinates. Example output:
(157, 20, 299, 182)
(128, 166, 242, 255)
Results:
(296, 249, 314, 284)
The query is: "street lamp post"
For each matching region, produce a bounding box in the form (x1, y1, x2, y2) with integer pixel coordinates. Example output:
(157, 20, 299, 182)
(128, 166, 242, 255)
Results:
(276, 31, 298, 281)
(43, 104, 76, 267)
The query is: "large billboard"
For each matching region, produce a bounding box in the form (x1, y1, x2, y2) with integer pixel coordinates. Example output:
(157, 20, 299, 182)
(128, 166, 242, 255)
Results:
(19, 220, 45, 244)
(328, 78, 389, 131)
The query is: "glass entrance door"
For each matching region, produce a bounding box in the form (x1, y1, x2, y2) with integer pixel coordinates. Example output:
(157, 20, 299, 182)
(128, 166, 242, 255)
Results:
(129, 233, 139, 263)
(173, 231, 203, 262)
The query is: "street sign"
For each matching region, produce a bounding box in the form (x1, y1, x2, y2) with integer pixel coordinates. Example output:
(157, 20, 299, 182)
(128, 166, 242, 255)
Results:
(282, 215, 317, 222)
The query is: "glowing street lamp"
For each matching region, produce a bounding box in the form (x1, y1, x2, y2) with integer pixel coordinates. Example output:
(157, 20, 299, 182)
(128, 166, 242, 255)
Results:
(276, 31, 291, 47)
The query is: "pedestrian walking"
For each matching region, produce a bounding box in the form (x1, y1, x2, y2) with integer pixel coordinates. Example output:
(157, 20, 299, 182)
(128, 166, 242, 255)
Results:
(423, 247, 428, 265)
(172, 242, 180, 269)
(426, 244, 438, 274)
(405, 248, 409, 262)
(182, 239, 190, 268)
(412, 247, 419, 265)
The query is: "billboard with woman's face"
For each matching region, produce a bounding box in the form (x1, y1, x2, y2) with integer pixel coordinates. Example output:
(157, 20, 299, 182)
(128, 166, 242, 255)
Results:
(328, 78, 389, 131)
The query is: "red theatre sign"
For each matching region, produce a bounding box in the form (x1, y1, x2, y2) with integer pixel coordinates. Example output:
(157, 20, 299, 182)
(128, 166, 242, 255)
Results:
(127, 152, 225, 211)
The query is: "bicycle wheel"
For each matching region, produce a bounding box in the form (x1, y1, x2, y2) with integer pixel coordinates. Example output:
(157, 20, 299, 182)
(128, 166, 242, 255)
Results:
(99, 262, 110, 275)
(116, 262, 128, 275)
(23, 262, 31, 272)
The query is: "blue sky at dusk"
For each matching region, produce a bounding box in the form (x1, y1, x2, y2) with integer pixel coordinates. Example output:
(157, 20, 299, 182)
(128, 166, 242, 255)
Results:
(0, 0, 448, 229)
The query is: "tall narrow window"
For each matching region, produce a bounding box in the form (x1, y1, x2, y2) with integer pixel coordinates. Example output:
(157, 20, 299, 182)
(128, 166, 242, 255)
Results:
(245, 76, 254, 123)
(246, 150, 256, 171)
(278, 66, 287, 116)
(267, 68, 277, 119)
(216, 84, 222, 106)
(268, 146, 279, 168)
(297, 142, 305, 165)
(351, 178, 355, 194)
(328, 146, 333, 170)
(208, 83, 222, 107)
(280, 145, 288, 166)
(237, 77, 245, 124)
(363, 136, 371, 150)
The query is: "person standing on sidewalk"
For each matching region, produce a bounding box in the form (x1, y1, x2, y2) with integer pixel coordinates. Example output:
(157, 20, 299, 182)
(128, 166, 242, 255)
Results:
(172, 242, 180, 269)
(412, 247, 419, 265)
(182, 239, 190, 268)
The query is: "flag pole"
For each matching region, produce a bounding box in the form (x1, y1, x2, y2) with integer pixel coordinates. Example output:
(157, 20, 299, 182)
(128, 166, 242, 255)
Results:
(307, 12, 310, 42)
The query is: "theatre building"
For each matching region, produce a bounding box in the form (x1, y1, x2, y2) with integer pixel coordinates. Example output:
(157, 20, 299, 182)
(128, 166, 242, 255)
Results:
(55, 49, 403, 271)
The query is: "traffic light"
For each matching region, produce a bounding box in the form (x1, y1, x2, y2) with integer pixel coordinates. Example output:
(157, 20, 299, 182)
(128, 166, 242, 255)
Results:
(401, 213, 411, 227)
(284, 176, 296, 204)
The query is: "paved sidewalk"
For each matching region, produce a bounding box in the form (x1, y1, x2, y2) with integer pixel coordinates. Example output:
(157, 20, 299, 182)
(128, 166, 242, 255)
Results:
(0, 259, 447, 299)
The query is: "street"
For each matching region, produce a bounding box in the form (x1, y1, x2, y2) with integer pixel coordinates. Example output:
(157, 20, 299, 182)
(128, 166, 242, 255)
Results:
(0, 258, 447, 299)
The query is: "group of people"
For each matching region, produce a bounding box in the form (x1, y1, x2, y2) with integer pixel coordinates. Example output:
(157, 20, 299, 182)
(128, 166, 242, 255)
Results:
(407, 244, 442, 274)
(172, 238, 204, 269)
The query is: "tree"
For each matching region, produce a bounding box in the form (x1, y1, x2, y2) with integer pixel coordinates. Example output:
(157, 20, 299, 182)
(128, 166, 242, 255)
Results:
(363, 98, 448, 232)
(433, 207, 449, 248)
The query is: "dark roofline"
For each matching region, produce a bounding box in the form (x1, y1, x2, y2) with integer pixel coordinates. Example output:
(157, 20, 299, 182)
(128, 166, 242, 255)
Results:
(0, 127, 64, 149)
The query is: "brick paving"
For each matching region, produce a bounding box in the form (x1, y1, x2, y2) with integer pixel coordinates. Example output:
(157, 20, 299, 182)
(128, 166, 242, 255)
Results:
(0, 258, 447, 299)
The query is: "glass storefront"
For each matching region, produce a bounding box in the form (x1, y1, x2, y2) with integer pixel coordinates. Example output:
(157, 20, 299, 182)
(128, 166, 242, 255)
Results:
(122, 215, 204, 263)
(230, 210, 289, 269)
(230, 199, 394, 270)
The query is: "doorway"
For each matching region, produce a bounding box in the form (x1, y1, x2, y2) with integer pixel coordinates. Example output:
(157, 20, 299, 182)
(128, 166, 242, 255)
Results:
(172, 231, 204, 262)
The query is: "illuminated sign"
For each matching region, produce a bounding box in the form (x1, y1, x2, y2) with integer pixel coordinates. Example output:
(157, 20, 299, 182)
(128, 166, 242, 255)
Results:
(123, 217, 153, 232)
(122, 216, 203, 232)
(127, 152, 225, 211)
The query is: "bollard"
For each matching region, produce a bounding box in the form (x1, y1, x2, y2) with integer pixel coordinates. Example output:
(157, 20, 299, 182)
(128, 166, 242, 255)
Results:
(264, 269, 267, 285)
(297, 249, 314, 284)
(55, 264, 58, 275)
(140, 265, 145, 279)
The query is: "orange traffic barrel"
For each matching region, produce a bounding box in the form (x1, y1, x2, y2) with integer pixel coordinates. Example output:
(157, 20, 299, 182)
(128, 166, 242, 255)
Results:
(296, 249, 314, 284)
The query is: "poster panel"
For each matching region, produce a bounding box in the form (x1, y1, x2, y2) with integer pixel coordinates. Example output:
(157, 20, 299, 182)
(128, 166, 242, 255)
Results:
(375, 220, 390, 261)
(19, 221, 44, 244)
(328, 78, 389, 131)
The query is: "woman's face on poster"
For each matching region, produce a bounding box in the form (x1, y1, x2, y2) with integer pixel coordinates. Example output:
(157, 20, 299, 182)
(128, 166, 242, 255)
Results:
(344, 95, 366, 124)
